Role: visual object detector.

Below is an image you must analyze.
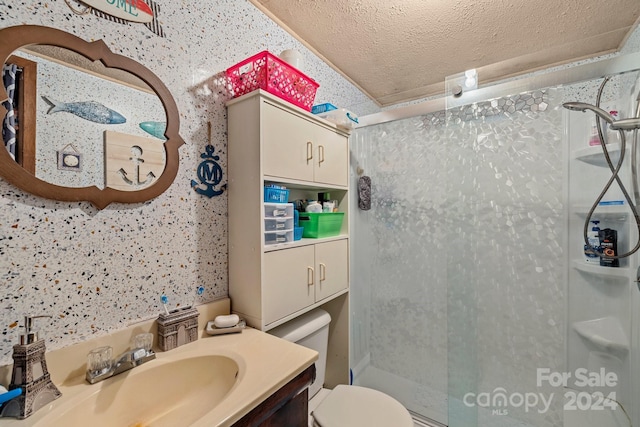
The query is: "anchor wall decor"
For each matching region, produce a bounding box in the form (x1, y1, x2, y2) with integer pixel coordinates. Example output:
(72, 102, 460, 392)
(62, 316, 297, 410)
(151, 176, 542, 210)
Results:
(191, 122, 226, 198)
(105, 130, 165, 192)
(117, 145, 156, 186)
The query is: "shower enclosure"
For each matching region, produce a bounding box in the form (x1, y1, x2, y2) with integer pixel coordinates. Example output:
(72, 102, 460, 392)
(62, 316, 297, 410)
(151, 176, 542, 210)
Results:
(350, 52, 640, 427)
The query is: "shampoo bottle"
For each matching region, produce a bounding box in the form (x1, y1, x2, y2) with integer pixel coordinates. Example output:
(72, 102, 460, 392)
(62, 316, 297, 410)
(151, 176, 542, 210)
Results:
(584, 220, 601, 262)
(607, 110, 621, 145)
(588, 125, 601, 146)
(599, 228, 619, 267)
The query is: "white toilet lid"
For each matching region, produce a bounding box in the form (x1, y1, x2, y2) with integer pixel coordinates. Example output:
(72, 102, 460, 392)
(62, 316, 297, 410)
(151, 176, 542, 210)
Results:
(312, 385, 413, 427)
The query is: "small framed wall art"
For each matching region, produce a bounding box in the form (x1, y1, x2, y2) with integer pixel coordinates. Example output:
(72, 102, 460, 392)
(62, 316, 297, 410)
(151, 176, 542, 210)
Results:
(57, 144, 83, 172)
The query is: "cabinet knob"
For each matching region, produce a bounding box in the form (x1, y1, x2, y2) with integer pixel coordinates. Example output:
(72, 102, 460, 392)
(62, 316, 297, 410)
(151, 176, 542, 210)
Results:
(318, 145, 325, 166)
(319, 263, 326, 282)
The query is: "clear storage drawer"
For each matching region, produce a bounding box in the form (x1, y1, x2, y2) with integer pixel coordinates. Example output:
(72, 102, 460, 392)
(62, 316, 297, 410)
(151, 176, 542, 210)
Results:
(264, 202, 294, 219)
(265, 217, 294, 231)
(264, 230, 294, 246)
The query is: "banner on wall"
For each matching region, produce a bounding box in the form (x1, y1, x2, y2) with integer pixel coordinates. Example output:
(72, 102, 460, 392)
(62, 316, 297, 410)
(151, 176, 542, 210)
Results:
(64, 0, 165, 37)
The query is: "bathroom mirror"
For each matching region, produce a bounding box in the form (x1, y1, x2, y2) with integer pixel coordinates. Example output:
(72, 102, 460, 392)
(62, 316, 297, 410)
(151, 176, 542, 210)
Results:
(0, 25, 184, 209)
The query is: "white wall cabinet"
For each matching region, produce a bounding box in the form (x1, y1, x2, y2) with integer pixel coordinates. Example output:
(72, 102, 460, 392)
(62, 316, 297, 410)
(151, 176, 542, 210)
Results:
(263, 240, 348, 325)
(227, 90, 350, 388)
(263, 245, 316, 324)
(262, 101, 348, 187)
(314, 239, 349, 300)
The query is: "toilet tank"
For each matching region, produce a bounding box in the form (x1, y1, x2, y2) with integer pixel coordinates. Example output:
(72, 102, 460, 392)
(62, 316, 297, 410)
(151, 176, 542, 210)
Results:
(269, 309, 331, 398)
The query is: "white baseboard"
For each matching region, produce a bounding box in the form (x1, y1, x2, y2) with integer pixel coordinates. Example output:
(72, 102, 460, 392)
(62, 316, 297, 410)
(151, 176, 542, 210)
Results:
(350, 352, 370, 383)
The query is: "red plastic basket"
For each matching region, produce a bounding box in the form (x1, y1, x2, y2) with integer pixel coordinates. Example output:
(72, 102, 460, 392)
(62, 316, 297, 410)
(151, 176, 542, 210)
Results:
(226, 51, 319, 111)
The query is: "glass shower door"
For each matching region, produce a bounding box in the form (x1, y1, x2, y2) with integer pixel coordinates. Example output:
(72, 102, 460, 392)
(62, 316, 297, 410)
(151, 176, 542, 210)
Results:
(444, 85, 566, 427)
(350, 116, 450, 425)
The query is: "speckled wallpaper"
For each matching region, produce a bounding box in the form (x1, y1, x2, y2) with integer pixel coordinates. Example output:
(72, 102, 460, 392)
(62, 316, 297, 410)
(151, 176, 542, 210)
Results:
(0, 0, 377, 365)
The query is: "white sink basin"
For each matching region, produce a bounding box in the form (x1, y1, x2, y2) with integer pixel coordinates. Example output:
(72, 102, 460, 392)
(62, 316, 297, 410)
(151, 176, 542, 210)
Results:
(34, 355, 238, 427)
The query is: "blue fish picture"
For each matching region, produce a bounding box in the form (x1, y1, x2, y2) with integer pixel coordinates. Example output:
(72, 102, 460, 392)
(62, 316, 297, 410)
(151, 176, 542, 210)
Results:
(42, 96, 127, 124)
(139, 121, 166, 140)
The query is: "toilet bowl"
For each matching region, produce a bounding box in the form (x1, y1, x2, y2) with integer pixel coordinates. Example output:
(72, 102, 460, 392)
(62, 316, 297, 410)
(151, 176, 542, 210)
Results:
(269, 309, 414, 427)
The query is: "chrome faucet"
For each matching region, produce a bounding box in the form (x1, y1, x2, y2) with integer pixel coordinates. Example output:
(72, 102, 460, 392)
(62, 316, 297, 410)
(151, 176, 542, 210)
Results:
(86, 333, 156, 384)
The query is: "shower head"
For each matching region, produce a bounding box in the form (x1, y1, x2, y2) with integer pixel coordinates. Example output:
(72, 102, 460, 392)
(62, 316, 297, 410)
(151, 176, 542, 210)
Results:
(565, 102, 640, 130)
(563, 102, 615, 123)
(610, 118, 640, 131)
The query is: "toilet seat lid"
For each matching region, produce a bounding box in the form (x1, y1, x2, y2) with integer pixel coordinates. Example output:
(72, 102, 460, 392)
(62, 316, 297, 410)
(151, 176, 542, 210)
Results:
(312, 385, 413, 427)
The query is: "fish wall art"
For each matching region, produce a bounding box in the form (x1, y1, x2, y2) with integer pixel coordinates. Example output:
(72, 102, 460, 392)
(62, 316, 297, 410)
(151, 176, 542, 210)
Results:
(139, 121, 166, 140)
(42, 96, 127, 125)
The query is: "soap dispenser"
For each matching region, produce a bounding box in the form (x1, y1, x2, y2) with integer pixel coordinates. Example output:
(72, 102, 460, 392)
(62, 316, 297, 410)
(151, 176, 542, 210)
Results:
(0, 315, 61, 419)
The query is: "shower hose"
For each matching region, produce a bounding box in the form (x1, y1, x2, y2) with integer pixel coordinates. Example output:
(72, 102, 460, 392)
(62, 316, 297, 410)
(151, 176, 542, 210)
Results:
(580, 76, 640, 259)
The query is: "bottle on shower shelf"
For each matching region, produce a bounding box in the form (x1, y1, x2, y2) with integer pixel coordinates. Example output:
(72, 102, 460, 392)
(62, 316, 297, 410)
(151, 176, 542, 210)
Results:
(606, 109, 621, 145)
(588, 108, 620, 146)
(588, 125, 601, 146)
(584, 220, 601, 263)
(599, 228, 620, 268)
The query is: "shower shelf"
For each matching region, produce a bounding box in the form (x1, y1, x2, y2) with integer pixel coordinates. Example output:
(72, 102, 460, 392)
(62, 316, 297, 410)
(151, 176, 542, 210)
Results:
(573, 204, 628, 220)
(571, 259, 631, 278)
(572, 316, 629, 353)
(573, 142, 621, 167)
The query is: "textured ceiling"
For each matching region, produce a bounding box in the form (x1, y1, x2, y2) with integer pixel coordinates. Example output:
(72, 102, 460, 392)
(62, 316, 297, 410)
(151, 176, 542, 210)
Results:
(251, 0, 640, 106)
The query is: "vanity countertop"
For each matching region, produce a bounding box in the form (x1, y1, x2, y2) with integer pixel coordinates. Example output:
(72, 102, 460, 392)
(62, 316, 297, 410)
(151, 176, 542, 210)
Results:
(192, 327, 318, 426)
(2, 299, 318, 427)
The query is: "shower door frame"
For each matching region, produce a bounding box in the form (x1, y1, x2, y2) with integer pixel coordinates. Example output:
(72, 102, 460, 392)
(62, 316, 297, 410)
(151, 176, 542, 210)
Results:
(358, 52, 640, 129)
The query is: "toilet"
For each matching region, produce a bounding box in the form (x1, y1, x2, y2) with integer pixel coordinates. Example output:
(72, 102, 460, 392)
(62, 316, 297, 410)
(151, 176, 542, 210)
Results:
(269, 309, 414, 427)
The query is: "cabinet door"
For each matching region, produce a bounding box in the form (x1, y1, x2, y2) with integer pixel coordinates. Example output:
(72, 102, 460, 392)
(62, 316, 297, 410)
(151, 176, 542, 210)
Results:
(262, 103, 314, 182)
(315, 239, 349, 301)
(313, 128, 348, 187)
(264, 246, 316, 325)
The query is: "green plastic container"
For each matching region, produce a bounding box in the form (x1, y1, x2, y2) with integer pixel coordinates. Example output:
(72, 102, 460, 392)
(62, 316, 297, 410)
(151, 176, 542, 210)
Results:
(298, 212, 344, 238)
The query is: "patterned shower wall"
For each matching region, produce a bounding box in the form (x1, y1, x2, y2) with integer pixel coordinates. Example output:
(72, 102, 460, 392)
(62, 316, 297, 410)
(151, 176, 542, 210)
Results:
(422, 90, 549, 128)
(353, 88, 565, 426)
